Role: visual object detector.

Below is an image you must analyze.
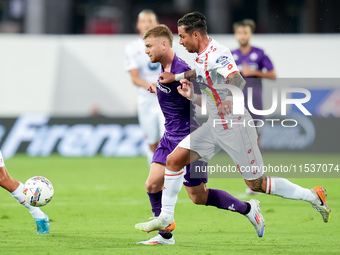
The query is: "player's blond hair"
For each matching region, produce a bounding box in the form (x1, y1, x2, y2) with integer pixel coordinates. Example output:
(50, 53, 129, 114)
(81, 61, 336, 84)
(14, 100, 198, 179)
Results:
(143, 24, 173, 47)
(233, 19, 256, 33)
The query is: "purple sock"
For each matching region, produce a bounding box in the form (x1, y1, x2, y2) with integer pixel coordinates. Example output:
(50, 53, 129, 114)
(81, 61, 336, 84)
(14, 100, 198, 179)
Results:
(206, 189, 249, 215)
(147, 191, 170, 235)
(147, 191, 162, 217)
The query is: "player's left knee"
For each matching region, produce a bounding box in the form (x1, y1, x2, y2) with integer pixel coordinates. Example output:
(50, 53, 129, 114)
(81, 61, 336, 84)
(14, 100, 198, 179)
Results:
(166, 154, 184, 171)
(145, 179, 162, 193)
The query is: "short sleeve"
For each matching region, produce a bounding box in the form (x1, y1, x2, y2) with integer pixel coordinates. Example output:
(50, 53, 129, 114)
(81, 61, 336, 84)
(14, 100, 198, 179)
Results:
(213, 48, 239, 78)
(262, 53, 274, 71)
(124, 44, 139, 71)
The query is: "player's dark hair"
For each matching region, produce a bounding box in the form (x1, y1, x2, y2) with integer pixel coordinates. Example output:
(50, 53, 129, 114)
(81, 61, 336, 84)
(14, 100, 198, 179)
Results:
(177, 11, 207, 35)
(138, 9, 158, 22)
(143, 24, 173, 47)
(233, 19, 256, 33)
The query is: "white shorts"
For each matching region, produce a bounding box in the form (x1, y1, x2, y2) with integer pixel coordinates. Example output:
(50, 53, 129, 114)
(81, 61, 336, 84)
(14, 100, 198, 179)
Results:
(178, 114, 264, 180)
(137, 95, 165, 145)
(0, 150, 5, 167)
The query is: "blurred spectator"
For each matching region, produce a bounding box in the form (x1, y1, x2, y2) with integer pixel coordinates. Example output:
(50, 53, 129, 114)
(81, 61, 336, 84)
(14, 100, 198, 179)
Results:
(231, 19, 276, 144)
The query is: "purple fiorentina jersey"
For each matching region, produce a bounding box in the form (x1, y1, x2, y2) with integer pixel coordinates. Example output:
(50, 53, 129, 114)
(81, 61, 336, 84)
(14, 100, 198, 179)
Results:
(231, 46, 274, 119)
(156, 54, 200, 138)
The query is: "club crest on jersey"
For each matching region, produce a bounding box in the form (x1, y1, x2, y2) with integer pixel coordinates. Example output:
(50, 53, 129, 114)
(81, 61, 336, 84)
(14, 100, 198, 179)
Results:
(157, 81, 171, 94)
(250, 52, 258, 61)
(216, 56, 230, 67)
(148, 62, 160, 71)
(195, 57, 204, 64)
(197, 75, 208, 90)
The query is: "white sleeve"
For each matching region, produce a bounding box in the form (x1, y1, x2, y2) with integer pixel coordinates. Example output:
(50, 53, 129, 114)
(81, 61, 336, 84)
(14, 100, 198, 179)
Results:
(0, 150, 5, 167)
(213, 47, 239, 78)
(124, 43, 139, 71)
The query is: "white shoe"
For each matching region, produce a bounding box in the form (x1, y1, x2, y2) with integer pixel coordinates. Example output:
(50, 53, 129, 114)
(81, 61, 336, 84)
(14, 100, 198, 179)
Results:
(245, 199, 265, 238)
(137, 234, 175, 245)
(135, 216, 176, 233)
(311, 186, 331, 223)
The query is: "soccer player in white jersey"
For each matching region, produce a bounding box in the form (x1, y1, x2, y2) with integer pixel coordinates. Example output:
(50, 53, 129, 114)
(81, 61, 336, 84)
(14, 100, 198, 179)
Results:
(125, 10, 165, 165)
(0, 150, 50, 234)
(135, 24, 265, 244)
(135, 12, 330, 234)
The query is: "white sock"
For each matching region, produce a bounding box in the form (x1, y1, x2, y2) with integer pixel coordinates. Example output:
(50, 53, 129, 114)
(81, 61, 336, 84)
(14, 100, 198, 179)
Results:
(266, 176, 315, 203)
(10, 182, 45, 219)
(160, 168, 184, 222)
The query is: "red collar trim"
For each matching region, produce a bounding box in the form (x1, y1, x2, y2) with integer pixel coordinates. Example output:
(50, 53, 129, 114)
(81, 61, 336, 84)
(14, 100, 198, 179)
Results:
(198, 38, 212, 56)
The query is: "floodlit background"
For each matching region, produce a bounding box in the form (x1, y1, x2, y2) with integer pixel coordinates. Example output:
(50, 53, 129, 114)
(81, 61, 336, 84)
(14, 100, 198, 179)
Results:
(0, 0, 339, 157)
(0, 2, 339, 254)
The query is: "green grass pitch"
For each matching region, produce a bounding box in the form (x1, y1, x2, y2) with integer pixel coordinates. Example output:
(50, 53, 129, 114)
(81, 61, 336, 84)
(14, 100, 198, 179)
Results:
(0, 154, 339, 254)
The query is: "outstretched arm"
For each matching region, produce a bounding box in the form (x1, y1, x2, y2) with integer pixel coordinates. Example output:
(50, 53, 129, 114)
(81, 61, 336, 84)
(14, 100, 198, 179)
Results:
(129, 69, 154, 89)
(159, 70, 197, 84)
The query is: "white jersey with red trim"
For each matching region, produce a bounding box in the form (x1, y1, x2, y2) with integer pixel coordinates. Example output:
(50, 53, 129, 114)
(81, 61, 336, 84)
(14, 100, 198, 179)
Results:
(193, 38, 242, 129)
(0, 150, 5, 167)
(178, 39, 263, 179)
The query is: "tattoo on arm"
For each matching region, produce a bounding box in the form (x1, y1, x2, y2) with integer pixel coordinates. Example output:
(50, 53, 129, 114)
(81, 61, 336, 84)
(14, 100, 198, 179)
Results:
(227, 72, 246, 91)
(185, 69, 197, 81)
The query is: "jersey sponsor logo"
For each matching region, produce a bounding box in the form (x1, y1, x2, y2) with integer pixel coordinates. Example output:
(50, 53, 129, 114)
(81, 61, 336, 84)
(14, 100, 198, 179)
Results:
(317, 193, 324, 206)
(228, 204, 235, 211)
(250, 52, 258, 61)
(148, 62, 160, 71)
(238, 63, 258, 72)
(216, 56, 230, 67)
(156, 81, 171, 94)
(227, 64, 233, 70)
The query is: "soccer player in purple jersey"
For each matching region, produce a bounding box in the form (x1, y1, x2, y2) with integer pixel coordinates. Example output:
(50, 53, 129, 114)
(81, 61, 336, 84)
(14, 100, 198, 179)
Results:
(0, 150, 50, 234)
(135, 24, 265, 243)
(231, 19, 277, 144)
(136, 12, 330, 237)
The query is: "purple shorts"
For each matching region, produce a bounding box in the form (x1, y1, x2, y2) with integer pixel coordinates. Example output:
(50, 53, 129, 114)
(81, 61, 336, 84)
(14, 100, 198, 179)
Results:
(152, 133, 208, 187)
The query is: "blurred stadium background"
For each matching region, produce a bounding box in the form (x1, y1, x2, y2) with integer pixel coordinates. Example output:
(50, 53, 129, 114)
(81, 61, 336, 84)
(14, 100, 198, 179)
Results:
(0, 0, 339, 158)
(0, 1, 339, 254)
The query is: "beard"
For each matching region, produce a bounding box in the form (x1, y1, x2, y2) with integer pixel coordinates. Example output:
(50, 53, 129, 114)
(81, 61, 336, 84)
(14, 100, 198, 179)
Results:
(240, 41, 250, 47)
(183, 45, 195, 53)
(150, 54, 161, 63)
